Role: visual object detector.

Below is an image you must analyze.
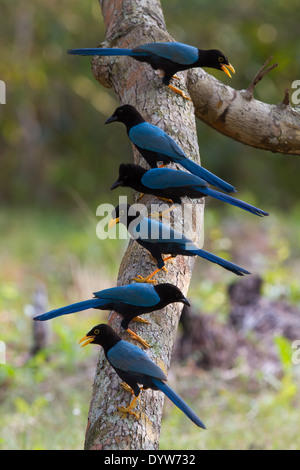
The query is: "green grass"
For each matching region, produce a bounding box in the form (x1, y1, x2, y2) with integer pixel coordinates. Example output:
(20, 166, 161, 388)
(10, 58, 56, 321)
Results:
(0, 206, 119, 449)
(159, 366, 300, 450)
(1, 205, 300, 450)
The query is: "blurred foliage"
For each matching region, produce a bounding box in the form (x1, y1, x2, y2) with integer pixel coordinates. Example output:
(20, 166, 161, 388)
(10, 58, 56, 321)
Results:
(0, 0, 300, 210)
(159, 361, 300, 450)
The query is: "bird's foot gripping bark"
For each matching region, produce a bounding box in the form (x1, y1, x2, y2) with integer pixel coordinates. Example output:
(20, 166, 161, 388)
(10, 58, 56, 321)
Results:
(120, 382, 133, 393)
(132, 266, 167, 284)
(132, 257, 174, 284)
(136, 192, 144, 201)
(132, 315, 150, 325)
(167, 84, 191, 101)
(126, 328, 151, 348)
(149, 204, 176, 219)
(117, 395, 141, 420)
(132, 274, 158, 284)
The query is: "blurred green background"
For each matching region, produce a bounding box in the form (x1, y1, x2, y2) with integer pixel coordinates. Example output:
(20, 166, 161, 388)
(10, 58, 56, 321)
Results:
(1, 0, 300, 450)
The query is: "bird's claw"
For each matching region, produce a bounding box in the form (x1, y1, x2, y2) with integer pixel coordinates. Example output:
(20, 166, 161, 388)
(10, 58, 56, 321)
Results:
(133, 316, 151, 325)
(132, 274, 158, 284)
(120, 382, 133, 394)
(117, 405, 140, 420)
(136, 337, 151, 348)
(117, 394, 141, 419)
(168, 84, 191, 101)
(126, 328, 151, 348)
(136, 192, 144, 201)
(132, 264, 168, 285)
(149, 204, 175, 219)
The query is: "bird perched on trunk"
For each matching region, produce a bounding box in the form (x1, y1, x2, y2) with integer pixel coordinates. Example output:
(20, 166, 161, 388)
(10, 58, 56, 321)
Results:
(34, 282, 189, 348)
(111, 163, 269, 217)
(79, 323, 206, 429)
(108, 204, 250, 283)
(105, 105, 236, 193)
(68, 41, 235, 100)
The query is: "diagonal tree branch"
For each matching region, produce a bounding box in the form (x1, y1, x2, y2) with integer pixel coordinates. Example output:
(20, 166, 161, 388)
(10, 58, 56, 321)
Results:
(187, 65, 300, 156)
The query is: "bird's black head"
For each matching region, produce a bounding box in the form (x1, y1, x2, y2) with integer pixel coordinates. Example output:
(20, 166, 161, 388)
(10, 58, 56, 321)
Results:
(108, 203, 143, 230)
(79, 323, 121, 351)
(111, 163, 147, 190)
(154, 283, 190, 306)
(105, 104, 145, 128)
(108, 203, 130, 229)
(199, 49, 235, 78)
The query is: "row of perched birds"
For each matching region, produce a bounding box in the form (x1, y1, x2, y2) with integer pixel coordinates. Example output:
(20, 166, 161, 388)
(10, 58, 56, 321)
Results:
(35, 41, 268, 430)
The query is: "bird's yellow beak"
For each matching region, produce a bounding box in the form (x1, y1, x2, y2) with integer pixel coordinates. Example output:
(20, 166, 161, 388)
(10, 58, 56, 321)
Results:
(79, 335, 95, 348)
(108, 217, 119, 229)
(221, 63, 235, 78)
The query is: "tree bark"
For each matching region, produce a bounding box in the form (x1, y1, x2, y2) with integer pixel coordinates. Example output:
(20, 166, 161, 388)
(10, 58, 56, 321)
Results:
(84, 0, 203, 450)
(188, 68, 300, 155)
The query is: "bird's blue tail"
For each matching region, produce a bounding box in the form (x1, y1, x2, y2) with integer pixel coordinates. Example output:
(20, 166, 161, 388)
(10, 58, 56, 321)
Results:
(180, 158, 236, 193)
(34, 298, 104, 321)
(190, 248, 250, 276)
(203, 188, 269, 217)
(67, 48, 144, 57)
(151, 378, 206, 429)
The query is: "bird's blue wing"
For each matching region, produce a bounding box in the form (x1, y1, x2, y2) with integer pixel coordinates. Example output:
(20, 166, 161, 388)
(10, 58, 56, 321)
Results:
(129, 122, 186, 159)
(129, 217, 178, 243)
(93, 284, 160, 307)
(134, 42, 199, 65)
(131, 217, 197, 250)
(107, 341, 167, 380)
(142, 168, 208, 190)
(129, 218, 250, 276)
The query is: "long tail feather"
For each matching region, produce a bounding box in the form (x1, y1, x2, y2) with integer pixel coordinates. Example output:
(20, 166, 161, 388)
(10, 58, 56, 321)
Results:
(151, 378, 206, 429)
(203, 188, 269, 217)
(34, 298, 104, 321)
(190, 248, 250, 276)
(180, 158, 236, 193)
(67, 48, 140, 57)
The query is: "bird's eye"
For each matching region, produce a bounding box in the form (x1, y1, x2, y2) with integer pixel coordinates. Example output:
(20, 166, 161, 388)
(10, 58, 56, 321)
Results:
(94, 329, 100, 335)
(218, 56, 224, 63)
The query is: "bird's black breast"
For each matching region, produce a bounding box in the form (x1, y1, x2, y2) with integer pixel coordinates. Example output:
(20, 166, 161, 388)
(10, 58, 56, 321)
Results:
(113, 366, 158, 396)
(133, 55, 191, 85)
(135, 145, 171, 168)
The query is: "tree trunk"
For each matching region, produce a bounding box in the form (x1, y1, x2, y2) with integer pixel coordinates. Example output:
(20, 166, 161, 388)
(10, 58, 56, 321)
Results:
(84, 0, 203, 450)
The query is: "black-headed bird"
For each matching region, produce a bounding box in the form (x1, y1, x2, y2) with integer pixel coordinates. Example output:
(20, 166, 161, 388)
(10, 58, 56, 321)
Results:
(111, 163, 269, 217)
(68, 41, 235, 100)
(105, 105, 236, 193)
(34, 282, 189, 348)
(79, 323, 206, 428)
(108, 204, 250, 283)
